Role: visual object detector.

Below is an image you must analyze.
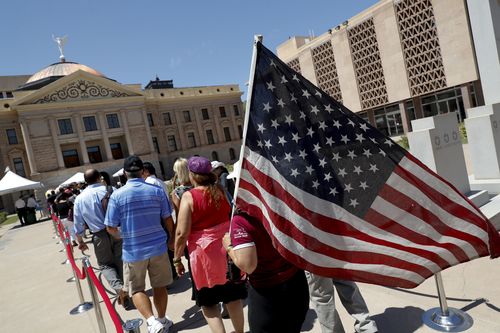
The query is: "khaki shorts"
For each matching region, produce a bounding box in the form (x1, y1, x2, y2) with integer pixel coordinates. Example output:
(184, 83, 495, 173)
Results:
(124, 251, 173, 295)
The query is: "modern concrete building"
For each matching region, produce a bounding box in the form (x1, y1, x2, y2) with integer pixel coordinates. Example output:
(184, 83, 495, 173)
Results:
(276, 0, 484, 138)
(0, 58, 244, 212)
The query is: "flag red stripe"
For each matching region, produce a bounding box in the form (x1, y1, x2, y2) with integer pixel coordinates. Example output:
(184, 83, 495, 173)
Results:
(364, 208, 453, 268)
(240, 159, 458, 268)
(239, 167, 436, 277)
(403, 154, 500, 258)
(239, 200, 420, 288)
(400, 155, 488, 232)
(378, 184, 485, 260)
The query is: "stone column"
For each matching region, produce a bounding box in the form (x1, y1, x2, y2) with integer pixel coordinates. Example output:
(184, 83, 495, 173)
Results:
(73, 115, 89, 164)
(193, 107, 206, 145)
(412, 96, 424, 119)
(141, 110, 155, 154)
(408, 113, 470, 194)
(174, 111, 187, 150)
(120, 111, 134, 155)
(19, 120, 38, 174)
(48, 117, 65, 168)
(460, 85, 472, 110)
(98, 113, 113, 161)
(399, 102, 410, 134)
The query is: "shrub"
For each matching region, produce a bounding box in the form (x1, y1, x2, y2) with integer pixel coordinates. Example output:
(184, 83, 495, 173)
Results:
(459, 122, 468, 143)
(397, 135, 409, 150)
(0, 211, 7, 223)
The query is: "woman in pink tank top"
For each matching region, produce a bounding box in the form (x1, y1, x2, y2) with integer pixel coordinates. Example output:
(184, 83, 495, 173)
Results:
(173, 156, 246, 333)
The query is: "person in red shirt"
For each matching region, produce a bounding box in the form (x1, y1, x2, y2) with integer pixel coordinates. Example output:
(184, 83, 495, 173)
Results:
(223, 211, 309, 333)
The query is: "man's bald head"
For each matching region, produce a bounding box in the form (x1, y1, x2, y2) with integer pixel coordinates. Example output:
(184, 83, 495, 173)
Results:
(84, 169, 101, 185)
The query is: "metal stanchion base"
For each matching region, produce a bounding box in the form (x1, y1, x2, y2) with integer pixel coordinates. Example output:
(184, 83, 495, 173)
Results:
(69, 302, 93, 315)
(423, 307, 473, 332)
(67, 277, 76, 282)
(123, 318, 143, 333)
(61, 259, 70, 265)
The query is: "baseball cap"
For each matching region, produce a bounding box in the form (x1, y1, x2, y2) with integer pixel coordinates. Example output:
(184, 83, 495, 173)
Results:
(188, 156, 212, 174)
(211, 160, 225, 170)
(123, 155, 144, 172)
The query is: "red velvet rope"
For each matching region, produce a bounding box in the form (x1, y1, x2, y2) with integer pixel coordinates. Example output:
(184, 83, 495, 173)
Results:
(64, 241, 86, 280)
(85, 264, 124, 333)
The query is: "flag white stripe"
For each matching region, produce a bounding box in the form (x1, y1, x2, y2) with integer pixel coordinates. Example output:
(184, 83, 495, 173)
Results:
(240, 163, 442, 273)
(238, 186, 425, 285)
(243, 148, 468, 264)
(399, 157, 483, 219)
(387, 172, 485, 258)
(371, 196, 461, 265)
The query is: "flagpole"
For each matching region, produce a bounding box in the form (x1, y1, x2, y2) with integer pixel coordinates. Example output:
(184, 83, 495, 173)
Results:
(422, 272, 473, 331)
(231, 34, 262, 216)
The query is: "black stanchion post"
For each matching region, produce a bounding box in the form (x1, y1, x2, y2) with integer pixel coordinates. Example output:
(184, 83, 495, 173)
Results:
(82, 257, 107, 333)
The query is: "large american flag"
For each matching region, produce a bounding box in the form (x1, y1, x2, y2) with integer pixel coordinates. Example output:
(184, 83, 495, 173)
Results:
(235, 41, 500, 288)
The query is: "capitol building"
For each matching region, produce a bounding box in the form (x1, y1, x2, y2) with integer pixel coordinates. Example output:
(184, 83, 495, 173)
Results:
(0, 53, 244, 212)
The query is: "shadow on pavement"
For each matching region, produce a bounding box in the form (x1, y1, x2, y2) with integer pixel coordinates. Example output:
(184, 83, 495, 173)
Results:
(171, 304, 205, 332)
(371, 306, 424, 333)
(301, 308, 318, 331)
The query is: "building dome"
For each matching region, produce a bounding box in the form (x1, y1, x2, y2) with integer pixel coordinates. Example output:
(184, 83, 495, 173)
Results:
(26, 61, 105, 83)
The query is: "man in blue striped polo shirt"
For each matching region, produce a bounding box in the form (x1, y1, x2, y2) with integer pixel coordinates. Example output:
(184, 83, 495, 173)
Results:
(105, 155, 175, 333)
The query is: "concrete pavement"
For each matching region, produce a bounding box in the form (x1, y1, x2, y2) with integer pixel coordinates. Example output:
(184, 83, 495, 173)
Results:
(0, 219, 499, 333)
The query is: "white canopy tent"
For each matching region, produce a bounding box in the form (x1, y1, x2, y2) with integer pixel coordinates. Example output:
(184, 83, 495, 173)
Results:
(0, 170, 43, 196)
(59, 172, 85, 187)
(113, 168, 124, 178)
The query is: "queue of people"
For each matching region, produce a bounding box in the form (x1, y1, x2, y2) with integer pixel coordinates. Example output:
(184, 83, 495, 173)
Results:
(44, 154, 377, 333)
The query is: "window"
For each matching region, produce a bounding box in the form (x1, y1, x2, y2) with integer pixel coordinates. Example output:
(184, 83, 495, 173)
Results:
(62, 149, 80, 168)
(167, 135, 178, 151)
(187, 132, 196, 148)
(233, 104, 240, 116)
(0, 91, 14, 99)
(219, 106, 227, 118)
(152, 137, 160, 153)
(13, 158, 25, 177)
(163, 112, 172, 125)
(183, 110, 191, 122)
(237, 125, 243, 139)
(58, 119, 73, 135)
(229, 148, 236, 160)
(223, 127, 231, 141)
(110, 143, 123, 159)
(147, 113, 154, 127)
(212, 151, 219, 161)
(83, 116, 98, 131)
(87, 146, 102, 163)
(6, 129, 18, 144)
(206, 129, 215, 145)
(106, 114, 120, 129)
(202, 108, 209, 120)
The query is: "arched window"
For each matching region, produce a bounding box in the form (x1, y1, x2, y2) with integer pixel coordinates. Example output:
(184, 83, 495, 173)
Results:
(211, 151, 219, 161)
(229, 148, 236, 160)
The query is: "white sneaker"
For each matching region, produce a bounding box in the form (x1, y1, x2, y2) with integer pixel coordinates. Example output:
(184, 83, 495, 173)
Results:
(147, 319, 164, 333)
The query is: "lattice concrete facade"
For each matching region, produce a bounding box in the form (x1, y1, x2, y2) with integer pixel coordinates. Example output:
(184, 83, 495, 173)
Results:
(311, 41, 342, 103)
(276, 0, 481, 135)
(395, 0, 447, 96)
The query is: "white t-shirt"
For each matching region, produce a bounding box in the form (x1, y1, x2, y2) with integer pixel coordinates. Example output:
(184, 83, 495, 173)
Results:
(15, 199, 26, 209)
(27, 197, 37, 208)
(145, 175, 169, 197)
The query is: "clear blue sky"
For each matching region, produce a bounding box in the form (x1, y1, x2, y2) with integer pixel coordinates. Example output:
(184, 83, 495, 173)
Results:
(2, 0, 378, 97)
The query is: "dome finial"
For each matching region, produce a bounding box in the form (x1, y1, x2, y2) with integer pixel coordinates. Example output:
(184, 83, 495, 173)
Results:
(52, 34, 68, 62)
